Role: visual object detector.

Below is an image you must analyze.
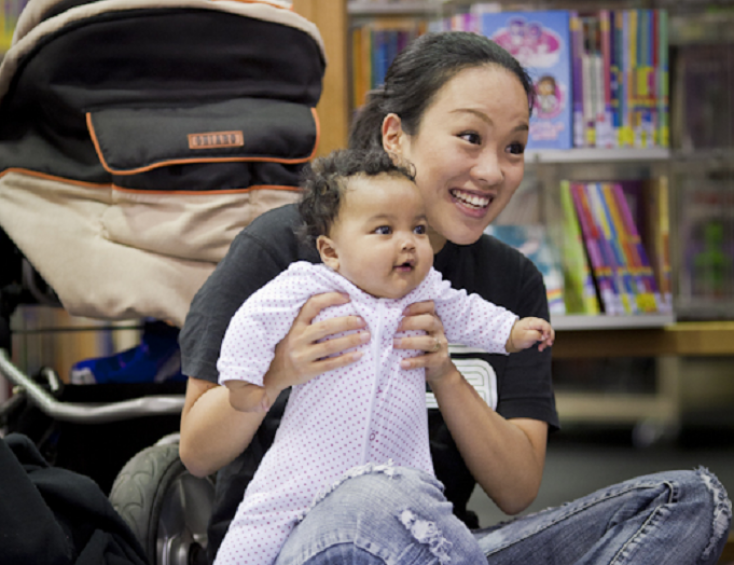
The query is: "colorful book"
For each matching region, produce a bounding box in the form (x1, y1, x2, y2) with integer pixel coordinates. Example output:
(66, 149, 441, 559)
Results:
(657, 9, 669, 147)
(598, 9, 615, 148)
(586, 182, 637, 314)
(560, 180, 600, 314)
(571, 182, 622, 314)
(580, 16, 597, 147)
(570, 11, 585, 147)
(608, 182, 661, 312)
(480, 10, 573, 150)
(613, 10, 626, 147)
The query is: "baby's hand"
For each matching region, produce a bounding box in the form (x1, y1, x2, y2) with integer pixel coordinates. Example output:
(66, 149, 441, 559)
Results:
(507, 317, 555, 353)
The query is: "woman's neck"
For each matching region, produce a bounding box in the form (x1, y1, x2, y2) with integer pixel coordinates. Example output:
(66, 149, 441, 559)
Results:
(429, 228, 447, 254)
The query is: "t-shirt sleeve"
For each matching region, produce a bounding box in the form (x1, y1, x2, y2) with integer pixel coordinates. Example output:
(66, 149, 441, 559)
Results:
(179, 206, 314, 384)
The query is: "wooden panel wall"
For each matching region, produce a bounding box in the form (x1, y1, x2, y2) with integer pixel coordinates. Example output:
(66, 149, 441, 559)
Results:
(292, 0, 349, 156)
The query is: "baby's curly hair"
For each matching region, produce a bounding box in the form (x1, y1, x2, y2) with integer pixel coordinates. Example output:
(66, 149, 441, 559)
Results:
(298, 149, 416, 246)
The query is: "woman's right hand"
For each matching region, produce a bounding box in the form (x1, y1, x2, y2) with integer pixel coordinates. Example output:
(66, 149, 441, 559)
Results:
(262, 291, 369, 398)
(179, 292, 369, 478)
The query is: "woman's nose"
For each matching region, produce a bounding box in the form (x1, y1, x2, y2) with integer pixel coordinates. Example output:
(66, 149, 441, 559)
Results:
(473, 151, 504, 186)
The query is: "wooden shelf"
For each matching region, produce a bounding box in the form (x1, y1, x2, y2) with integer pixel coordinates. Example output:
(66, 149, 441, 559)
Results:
(347, 1, 441, 15)
(552, 321, 734, 359)
(526, 147, 671, 164)
(551, 313, 675, 331)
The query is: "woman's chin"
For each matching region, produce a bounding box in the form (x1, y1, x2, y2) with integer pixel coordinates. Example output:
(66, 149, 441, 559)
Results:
(444, 225, 487, 246)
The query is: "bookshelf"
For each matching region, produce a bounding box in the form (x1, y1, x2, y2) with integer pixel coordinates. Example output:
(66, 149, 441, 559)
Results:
(342, 0, 734, 439)
(526, 147, 670, 164)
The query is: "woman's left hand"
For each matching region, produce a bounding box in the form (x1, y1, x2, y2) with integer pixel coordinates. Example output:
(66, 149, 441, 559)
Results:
(394, 300, 455, 383)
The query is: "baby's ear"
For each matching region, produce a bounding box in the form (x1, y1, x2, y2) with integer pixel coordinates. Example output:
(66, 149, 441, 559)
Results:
(317, 235, 340, 271)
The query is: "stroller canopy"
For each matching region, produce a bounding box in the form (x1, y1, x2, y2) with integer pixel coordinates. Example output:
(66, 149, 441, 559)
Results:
(0, 0, 325, 326)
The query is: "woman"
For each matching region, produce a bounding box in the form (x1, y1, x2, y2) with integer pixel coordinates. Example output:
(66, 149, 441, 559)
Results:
(179, 31, 731, 564)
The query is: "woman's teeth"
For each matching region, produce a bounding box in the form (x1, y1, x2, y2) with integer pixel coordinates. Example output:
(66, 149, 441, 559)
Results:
(451, 190, 490, 209)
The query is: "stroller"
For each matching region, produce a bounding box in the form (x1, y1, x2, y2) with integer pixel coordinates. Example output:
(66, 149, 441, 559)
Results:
(0, 0, 325, 563)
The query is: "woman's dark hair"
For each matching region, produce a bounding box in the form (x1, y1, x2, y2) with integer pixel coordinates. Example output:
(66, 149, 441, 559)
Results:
(298, 149, 416, 246)
(349, 31, 535, 151)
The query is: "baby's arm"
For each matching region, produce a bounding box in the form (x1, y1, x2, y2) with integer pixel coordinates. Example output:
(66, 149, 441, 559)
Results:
(225, 380, 272, 413)
(506, 317, 555, 353)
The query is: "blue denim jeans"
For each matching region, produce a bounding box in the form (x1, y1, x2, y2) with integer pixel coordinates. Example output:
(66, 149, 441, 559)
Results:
(273, 465, 731, 565)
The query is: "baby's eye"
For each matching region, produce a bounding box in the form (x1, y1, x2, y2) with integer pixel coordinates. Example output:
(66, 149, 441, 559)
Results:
(507, 141, 525, 155)
(459, 131, 481, 145)
(413, 224, 427, 235)
(374, 226, 391, 235)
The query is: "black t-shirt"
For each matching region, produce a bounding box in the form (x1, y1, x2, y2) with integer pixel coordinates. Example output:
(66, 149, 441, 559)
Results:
(179, 203, 559, 558)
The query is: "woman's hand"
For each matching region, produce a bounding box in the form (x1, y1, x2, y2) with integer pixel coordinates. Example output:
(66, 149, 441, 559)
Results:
(393, 300, 455, 384)
(263, 291, 370, 398)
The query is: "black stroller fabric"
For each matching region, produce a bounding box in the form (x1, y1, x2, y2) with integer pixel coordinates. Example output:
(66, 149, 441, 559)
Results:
(0, 433, 149, 565)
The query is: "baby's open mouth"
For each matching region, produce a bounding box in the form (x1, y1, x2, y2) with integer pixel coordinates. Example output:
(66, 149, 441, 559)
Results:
(450, 189, 492, 209)
(395, 260, 414, 271)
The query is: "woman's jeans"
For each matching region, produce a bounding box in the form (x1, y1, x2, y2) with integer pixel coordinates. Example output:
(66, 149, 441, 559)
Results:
(273, 464, 731, 565)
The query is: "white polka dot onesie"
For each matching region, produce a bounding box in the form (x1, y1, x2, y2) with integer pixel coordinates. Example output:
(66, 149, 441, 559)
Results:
(214, 262, 518, 565)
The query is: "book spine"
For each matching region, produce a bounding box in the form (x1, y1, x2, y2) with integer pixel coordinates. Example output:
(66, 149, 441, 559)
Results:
(588, 182, 637, 314)
(613, 10, 625, 147)
(610, 182, 662, 312)
(648, 177, 673, 312)
(570, 12, 586, 148)
(581, 17, 597, 147)
(657, 9, 669, 148)
(599, 9, 614, 148)
(572, 182, 620, 314)
(561, 180, 601, 314)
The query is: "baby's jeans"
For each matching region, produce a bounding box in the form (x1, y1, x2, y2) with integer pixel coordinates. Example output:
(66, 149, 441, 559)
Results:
(273, 465, 731, 565)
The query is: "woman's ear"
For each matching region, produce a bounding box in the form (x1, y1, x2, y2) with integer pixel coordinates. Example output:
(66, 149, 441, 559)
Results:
(382, 113, 404, 154)
(317, 235, 340, 271)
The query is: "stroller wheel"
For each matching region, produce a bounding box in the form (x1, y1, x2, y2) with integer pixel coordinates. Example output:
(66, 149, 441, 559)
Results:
(109, 442, 214, 565)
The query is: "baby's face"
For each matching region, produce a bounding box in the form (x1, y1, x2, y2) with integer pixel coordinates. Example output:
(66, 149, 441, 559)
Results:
(323, 174, 434, 299)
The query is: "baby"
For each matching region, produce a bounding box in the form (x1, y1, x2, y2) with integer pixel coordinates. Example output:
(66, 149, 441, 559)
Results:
(214, 149, 554, 565)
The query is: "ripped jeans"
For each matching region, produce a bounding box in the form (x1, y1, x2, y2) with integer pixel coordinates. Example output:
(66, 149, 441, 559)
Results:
(273, 465, 731, 565)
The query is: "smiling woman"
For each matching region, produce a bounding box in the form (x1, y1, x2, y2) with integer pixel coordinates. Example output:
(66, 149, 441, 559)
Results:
(178, 31, 730, 565)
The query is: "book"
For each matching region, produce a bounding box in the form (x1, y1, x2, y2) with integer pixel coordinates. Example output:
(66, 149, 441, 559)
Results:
(604, 182, 660, 312)
(559, 180, 600, 314)
(656, 9, 669, 147)
(586, 182, 637, 314)
(479, 10, 573, 150)
(597, 9, 614, 148)
(617, 178, 673, 314)
(570, 11, 586, 147)
(571, 182, 622, 314)
(485, 224, 566, 314)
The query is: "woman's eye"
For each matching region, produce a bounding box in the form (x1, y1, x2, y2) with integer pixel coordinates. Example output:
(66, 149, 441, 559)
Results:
(507, 141, 525, 155)
(459, 132, 481, 145)
(413, 225, 426, 235)
(375, 226, 391, 235)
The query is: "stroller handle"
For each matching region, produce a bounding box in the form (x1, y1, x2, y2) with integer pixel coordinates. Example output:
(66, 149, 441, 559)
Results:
(0, 350, 185, 424)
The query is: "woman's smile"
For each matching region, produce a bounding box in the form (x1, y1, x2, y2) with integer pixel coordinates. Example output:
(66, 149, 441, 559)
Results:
(449, 188, 494, 213)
